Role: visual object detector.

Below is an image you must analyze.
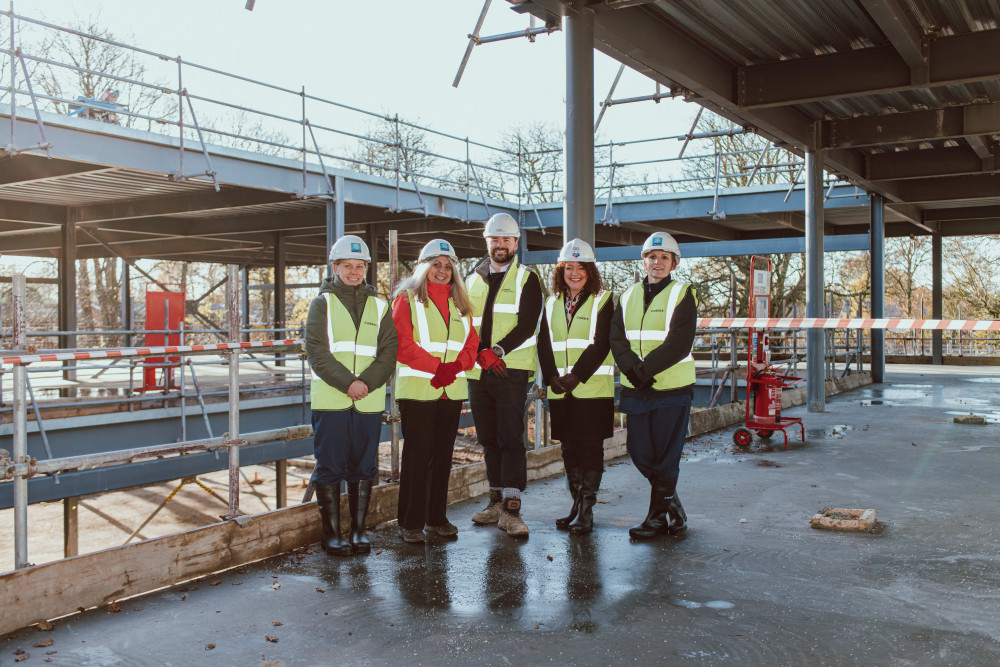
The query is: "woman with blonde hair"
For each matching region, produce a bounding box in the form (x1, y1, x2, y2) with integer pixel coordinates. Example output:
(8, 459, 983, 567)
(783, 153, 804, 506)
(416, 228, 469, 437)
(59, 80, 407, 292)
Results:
(392, 239, 480, 543)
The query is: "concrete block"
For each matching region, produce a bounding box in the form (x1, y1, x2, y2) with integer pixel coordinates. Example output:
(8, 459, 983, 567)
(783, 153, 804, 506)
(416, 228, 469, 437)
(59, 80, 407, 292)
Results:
(953, 414, 988, 425)
(810, 507, 876, 532)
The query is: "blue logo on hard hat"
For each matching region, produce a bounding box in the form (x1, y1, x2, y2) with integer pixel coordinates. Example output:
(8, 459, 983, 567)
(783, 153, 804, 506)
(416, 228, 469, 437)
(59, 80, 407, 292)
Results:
(652, 237, 663, 246)
(440, 242, 449, 251)
(351, 242, 361, 253)
(572, 247, 581, 258)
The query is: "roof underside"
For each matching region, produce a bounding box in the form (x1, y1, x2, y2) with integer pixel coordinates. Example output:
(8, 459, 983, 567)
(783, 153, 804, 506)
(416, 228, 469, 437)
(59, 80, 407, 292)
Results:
(513, 0, 1000, 237)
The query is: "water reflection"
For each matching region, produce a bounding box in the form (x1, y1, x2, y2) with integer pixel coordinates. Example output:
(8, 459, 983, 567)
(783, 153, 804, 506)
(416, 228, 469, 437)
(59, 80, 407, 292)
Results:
(396, 544, 451, 610)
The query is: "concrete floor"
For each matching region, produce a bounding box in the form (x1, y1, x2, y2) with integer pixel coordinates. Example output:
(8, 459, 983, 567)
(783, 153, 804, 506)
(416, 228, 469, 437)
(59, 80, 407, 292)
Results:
(3, 365, 1000, 666)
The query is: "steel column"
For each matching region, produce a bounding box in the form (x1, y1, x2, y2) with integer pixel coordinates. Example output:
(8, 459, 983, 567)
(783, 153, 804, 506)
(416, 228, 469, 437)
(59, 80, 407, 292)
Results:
(12, 274, 28, 568)
(564, 4, 595, 247)
(932, 233, 943, 364)
(226, 265, 241, 519)
(869, 193, 885, 383)
(59, 217, 77, 395)
(388, 229, 401, 481)
(805, 150, 825, 412)
(273, 234, 286, 367)
(275, 459, 287, 509)
(121, 260, 132, 348)
(325, 180, 345, 278)
(366, 227, 379, 289)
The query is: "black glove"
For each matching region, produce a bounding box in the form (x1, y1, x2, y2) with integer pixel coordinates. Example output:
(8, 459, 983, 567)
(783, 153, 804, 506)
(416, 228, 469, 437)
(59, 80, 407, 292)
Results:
(548, 375, 567, 395)
(624, 366, 651, 389)
(559, 373, 580, 393)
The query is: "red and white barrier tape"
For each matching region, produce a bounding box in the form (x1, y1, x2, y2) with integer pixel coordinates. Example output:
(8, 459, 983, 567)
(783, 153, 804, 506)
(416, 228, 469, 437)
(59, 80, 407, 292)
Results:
(697, 317, 1000, 331)
(1, 339, 302, 365)
(3, 317, 998, 365)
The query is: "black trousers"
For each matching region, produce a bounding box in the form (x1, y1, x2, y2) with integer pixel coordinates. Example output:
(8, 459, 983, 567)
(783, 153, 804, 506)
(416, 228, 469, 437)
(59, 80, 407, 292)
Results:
(468, 369, 530, 491)
(397, 399, 463, 530)
(560, 439, 605, 473)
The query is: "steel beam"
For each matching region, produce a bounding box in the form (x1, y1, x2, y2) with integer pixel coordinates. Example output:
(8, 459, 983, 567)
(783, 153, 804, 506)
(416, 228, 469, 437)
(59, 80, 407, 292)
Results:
(877, 174, 1000, 204)
(805, 150, 825, 412)
(59, 217, 77, 393)
(70, 188, 294, 223)
(870, 193, 885, 383)
(739, 29, 1000, 108)
(0, 155, 113, 186)
(924, 205, 1000, 222)
(564, 2, 595, 247)
(866, 146, 992, 181)
(857, 0, 927, 79)
(0, 199, 67, 224)
(819, 102, 1000, 149)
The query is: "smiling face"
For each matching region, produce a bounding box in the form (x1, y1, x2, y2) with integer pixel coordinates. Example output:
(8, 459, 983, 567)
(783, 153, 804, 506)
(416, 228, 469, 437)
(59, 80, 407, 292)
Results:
(427, 256, 454, 285)
(643, 250, 677, 284)
(563, 262, 588, 296)
(486, 236, 518, 266)
(333, 259, 367, 286)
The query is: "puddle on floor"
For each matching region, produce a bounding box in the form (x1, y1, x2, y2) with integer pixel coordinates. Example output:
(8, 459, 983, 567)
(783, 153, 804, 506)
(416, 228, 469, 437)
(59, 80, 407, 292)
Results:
(859, 400, 895, 406)
(951, 397, 990, 406)
(805, 424, 852, 440)
(964, 377, 1000, 384)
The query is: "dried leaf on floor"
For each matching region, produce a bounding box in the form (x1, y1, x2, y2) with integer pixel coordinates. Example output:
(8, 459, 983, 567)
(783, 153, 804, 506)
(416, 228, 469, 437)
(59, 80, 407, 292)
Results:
(546, 555, 553, 561)
(36, 621, 54, 631)
(272, 621, 283, 627)
(205, 644, 216, 650)
(316, 588, 325, 593)
(33, 638, 54, 648)
(209, 580, 222, 586)
(265, 635, 279, 643)
(107, 601, 122, 613)
(15, 652, 29, 663)
(271, 582, 281, 590)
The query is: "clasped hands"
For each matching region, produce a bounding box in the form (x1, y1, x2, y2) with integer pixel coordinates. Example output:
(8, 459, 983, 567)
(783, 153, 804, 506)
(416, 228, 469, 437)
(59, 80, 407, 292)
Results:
(547, 372, 580, 395)
(346, 379, 369, 401)
(430, 360, 463, 389)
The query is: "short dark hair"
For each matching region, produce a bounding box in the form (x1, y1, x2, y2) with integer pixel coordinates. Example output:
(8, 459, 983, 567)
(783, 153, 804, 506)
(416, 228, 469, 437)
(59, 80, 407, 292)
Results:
(550, 261, 604, 300)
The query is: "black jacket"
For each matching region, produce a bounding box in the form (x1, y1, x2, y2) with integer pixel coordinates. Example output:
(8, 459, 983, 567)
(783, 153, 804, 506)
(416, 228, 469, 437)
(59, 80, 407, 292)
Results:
(468, 257, 543, 355)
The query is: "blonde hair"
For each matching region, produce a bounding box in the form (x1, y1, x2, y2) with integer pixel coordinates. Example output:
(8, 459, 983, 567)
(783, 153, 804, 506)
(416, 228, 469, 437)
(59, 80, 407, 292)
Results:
(393, 255, 472, 316)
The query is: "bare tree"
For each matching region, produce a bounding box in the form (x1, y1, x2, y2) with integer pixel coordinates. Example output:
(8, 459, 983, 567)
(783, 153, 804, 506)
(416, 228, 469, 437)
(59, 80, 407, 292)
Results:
(347, 116, 439, 183)
(885, 236, 930, 318)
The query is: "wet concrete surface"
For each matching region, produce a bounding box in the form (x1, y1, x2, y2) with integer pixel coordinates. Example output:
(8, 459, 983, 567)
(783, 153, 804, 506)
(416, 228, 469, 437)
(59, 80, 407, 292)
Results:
(4, 364, 1000, 665)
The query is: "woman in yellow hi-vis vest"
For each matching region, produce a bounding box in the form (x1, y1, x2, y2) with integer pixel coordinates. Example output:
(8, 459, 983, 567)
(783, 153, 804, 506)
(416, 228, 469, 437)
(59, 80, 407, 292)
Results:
(392, 239, 479, 544)
(305, 235, 397, 557)
(610, 232, 697, 541)
(537, 239, 615, 536)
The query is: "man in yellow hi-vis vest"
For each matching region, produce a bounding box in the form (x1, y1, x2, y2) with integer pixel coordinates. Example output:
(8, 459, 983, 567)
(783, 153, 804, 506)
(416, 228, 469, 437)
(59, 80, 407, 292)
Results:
(305, 235, 397, 556)
(610, 232, 697, 541)
(465, 213, 543, 538)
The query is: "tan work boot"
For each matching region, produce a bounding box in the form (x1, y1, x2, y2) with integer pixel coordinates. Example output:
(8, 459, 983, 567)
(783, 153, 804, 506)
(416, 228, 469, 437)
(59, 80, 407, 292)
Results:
(497, 498, 529, 538)
(471, 489, 504, 525)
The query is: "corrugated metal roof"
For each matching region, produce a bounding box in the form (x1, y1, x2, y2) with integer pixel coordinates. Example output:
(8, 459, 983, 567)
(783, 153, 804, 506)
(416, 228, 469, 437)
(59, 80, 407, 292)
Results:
(0, 169, 216, 205)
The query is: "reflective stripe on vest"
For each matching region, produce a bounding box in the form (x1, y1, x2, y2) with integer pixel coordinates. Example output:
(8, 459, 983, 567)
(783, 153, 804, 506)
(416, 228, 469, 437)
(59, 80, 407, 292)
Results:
(310, 293, 388, 412)
(620, 280, 696, 391)
(545, 290, 614, 400)
(466, 257, 538, 379)
(395, 289, 472, 401)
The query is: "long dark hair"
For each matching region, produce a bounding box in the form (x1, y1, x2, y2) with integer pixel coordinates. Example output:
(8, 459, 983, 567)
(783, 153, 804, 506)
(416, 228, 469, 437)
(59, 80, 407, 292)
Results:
(550, 261, 604, 301)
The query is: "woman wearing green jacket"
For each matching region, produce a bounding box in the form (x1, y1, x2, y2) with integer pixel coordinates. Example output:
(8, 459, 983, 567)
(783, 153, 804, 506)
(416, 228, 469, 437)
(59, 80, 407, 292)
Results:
(305, 235, 397, 556)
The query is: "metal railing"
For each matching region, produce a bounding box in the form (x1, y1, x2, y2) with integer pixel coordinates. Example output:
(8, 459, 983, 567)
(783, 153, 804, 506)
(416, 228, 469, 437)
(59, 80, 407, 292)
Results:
(0, 5, 855, 221)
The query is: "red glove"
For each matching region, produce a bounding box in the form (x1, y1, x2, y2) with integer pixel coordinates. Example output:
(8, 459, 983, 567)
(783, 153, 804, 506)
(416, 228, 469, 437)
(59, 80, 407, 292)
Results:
(430, 360, 463, 389)
(476, 349, 507, 378)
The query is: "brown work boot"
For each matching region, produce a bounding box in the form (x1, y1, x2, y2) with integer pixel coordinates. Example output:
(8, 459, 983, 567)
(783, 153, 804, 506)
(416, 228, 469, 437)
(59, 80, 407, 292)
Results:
(497, 498, 529, 538)
(471, 489, 504, 525)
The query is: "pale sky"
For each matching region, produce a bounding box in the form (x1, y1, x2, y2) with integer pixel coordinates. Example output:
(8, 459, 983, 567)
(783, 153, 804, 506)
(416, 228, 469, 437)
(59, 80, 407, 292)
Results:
(22, 0, 696, 147)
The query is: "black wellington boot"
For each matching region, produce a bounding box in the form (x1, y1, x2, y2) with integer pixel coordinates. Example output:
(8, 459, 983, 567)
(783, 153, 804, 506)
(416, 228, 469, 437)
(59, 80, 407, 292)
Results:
(315, 482, 353, 556)
(569, 470, 602, 536)
(666, 490, 687, 534)
(628, 476, 675, 540)
(555, 467, 583, 530)
(348, 480, 373, 554)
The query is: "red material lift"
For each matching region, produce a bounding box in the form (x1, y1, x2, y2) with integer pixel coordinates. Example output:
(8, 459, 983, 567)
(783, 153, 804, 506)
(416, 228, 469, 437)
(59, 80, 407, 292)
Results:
(141, 284, 185, 392)
(732, 257, 805, 449)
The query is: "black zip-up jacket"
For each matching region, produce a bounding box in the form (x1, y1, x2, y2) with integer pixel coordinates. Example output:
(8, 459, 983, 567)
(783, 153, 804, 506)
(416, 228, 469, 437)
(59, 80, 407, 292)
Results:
(468, 257, 543, 355)
(537, 292, 614, 385)
(610, 275, 697, 398)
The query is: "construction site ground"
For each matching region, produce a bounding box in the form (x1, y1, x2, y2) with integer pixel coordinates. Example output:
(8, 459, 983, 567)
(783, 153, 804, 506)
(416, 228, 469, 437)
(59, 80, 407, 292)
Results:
(2, 364, 999, 665)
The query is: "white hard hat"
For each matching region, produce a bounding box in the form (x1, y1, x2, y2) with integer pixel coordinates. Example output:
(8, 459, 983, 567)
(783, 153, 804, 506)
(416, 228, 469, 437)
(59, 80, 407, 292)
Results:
(418, 238, 458, 263)
(557, 238, 596, 263)
(329, 234, 371, 262)
(483, 212, 521, 239)
(641, 232, 681, 259)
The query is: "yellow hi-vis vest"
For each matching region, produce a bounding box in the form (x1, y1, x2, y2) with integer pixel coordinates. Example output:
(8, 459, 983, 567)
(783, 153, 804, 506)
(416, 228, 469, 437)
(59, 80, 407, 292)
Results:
(465, 257, 538, 379)
(619, 280, 696, 391)
(545, 290, 615, 400)
(310, 293, 388, 413)
(395, 290, 472, 401)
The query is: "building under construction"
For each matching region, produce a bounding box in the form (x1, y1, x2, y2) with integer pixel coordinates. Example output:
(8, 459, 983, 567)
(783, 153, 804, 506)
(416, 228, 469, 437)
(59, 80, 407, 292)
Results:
(2, 2, 1000, 663)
